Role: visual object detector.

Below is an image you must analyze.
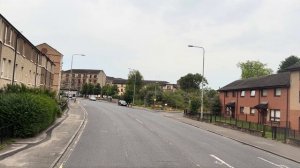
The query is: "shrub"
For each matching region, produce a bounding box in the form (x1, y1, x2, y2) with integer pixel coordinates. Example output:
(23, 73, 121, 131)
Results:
(0, 93, 60, 137)
(190, 98, 201, 115)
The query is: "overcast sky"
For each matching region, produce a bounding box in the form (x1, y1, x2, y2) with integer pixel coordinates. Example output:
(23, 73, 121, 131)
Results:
(1, 0, 300, 89)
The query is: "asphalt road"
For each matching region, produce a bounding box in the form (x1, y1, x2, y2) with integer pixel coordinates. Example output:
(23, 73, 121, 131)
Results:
(65, 100, 300, 168)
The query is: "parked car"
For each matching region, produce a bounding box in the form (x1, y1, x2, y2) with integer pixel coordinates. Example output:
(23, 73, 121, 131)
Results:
(118, 100, 127, 106)
(89, 96, 96, 101)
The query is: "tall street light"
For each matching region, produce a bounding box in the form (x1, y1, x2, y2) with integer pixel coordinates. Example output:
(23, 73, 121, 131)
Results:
(128, 68, 137, 105)
(188, 45, 205, 120)
(68, 54, 86, 96)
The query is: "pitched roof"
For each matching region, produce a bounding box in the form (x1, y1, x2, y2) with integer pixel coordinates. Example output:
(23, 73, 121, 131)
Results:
(36, 43, 63, 56)
(282, 62, 300, 72)
(218, 72, 290, 91)
(62, 69, 104, 74)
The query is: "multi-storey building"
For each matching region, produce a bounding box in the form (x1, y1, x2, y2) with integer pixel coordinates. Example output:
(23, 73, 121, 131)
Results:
(218, 63, 300, 131)
(36, 43, 63, 94)
(60, 69, 106, 92)
(0, 14, 55, 89)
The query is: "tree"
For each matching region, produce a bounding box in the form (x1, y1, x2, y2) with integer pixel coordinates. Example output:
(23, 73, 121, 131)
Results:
(94, 83, 101, 95)
(87, 83, 95, 95)
(124, 70, 143, 104)
(139, 83, 163, 106)
(177, 73, 207, 92)
(80, 83, 88, 97)
(278, 55, 300, 72)
(237, 60, 273, 79)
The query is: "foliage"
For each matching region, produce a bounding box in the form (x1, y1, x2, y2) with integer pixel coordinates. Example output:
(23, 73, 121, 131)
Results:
(177, 73, 207, 92)
(124, 70, 143, 104)
(80, 83, 89, 97)
(0, 84, 61, 137)
(139, 83, 162, 106)
(94, 83, 101, 95)
(102, 84, 118, 96)
(190, 97, 201, 114)
(210, 96, 222, 115)
(278, 55, 300, 72)
(237, 60, 273, 79)
(162, 90, 186, 109)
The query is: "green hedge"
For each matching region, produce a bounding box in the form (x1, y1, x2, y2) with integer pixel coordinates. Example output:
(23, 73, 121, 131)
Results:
(0, 93, 60, 137)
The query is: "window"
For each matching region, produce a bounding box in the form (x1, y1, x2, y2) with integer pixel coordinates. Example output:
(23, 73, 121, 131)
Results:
(261, 89, 267, 97)
(250, 90, 255, 97)
(274, 88, 281, 96)
(270, 109, 280, 122)
(94, 75, 97, 78)
(250, 108, 256, 115)
(240, 90, 245, 97)
(240, 107, 244, 114)
(232, 91, 236, 97)
(1, 58, 5, 78)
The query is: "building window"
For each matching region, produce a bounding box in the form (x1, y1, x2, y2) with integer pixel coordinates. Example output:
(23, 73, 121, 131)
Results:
(250, 108, 256, 115)
(240, 90, 245, 97)
(94, 75, 97, 78)
(250, 90, 255, 97)
(232, 91, 236, 97)
(270, 109, 280, 122)
(240, 107, 244, 114)
(274, 88, 281, 97)
(1, 58, 5, 78)
(261, 89, 267, 97)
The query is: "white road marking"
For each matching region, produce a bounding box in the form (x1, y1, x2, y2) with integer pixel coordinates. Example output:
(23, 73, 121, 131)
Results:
(196, 164, 201, 167)
(135, 118, 144, 125)
(210, 154, 234, 168)
(257, 157, 289, 168)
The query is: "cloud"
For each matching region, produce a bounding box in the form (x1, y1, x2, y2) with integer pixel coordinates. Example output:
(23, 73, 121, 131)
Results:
(1, 0, 300, 89)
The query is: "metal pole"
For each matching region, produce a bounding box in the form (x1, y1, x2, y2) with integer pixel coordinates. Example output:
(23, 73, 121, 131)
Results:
(188, 45, 205, 120)
(133, 71, 136, 105)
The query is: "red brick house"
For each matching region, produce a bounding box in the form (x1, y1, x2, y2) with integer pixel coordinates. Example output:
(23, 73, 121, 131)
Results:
(218, 63, 300, 131)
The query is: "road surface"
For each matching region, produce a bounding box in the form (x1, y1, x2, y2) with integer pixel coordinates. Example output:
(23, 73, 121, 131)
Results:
(64, 100, 299, 168)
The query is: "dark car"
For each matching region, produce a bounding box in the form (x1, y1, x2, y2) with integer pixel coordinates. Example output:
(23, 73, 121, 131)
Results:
(118, 100, 127, 106)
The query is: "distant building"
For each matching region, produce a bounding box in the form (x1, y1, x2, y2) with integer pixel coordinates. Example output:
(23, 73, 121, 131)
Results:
(106, 76, 177, 95)
(61, 69, 106, 92)
(0, 14, 55, 89)
(36, 43, 63, 94)
(218, 63, 300, 131)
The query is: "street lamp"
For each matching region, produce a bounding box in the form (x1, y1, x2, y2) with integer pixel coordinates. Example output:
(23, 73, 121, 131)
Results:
(128, 68, 137, 105)
(188, 45, 205, 120)
(68, 54, 86, 97)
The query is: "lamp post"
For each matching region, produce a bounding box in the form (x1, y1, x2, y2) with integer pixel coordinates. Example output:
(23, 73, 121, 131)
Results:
(68, 54, 85, 97)
(128, 68, 137, 105)
(188, 45, 205, 120)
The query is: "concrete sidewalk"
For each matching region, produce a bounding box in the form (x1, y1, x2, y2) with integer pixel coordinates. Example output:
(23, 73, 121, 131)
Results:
(163, 112, 300, 164)
(0, 101, 86, 168)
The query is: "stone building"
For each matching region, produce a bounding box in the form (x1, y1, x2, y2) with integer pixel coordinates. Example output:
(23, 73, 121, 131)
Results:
(61, 69, 106, 92)
(0, 14, 55, 89)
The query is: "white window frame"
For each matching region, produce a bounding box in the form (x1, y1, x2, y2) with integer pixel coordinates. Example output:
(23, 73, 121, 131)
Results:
(240, 90, 245, 97)
(262, 89, 267, 97)
(270, 109, 280, 122)
(250, 108, 256, 115)
(250, 90, 256, 97)
(275, 88, 281, 96)
(1, 58, 5, 78)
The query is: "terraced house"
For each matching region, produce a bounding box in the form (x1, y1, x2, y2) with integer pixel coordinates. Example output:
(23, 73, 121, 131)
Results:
(219, 63, 300, 131)
(0, 14, 55, 89)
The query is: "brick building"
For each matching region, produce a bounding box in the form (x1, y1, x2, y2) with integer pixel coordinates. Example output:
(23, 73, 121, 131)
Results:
(0, 14, 55, 89)
(36, 43, 63, 94)
(219, 64, 300, 131)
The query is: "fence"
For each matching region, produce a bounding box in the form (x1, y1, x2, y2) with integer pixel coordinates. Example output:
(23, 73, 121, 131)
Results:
(185, 113, 300, 142)
(0, 124, 14, 144)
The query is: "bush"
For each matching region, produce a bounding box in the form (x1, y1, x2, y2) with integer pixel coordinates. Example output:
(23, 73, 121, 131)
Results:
(0, 93, 60, 137)
(190, 98, 201, 115)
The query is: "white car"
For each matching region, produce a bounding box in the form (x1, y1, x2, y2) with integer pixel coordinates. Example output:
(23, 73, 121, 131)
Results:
(89, 96, 96, 101)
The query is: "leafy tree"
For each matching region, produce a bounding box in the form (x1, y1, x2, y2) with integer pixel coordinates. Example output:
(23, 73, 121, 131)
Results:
(190, 97, 201, 114)
(162, 90, 186, 109)
(278, 55, 300, 72)
(87, 83, 95, 95)
(124, 70, 143, 104)
(94, 83, 101, 95)
(211, 96, 222, 115)
(80, 83, 88, 97)
(139, 83, 163, 106)
(237, 60, 273, 79)
(177, 73, 207, 92)
(108, 85, 118, 96)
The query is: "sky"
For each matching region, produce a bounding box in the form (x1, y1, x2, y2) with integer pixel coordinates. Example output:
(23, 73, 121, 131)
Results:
(1, 0, 300, 89)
